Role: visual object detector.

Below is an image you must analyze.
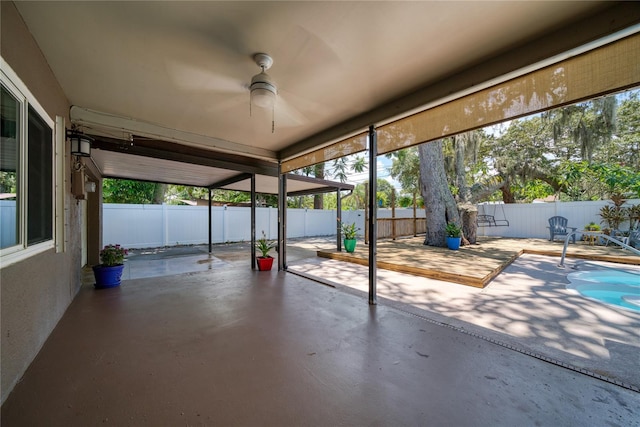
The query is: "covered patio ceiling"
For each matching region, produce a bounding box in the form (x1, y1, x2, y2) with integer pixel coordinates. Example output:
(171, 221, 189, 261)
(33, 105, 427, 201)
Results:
(90, 135, 353, 195)
(13, 1, 640, 184)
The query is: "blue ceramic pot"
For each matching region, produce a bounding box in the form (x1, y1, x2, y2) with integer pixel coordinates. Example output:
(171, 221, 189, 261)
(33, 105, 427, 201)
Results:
(446, 237, 461, 250)
(92, 264, 125, 289)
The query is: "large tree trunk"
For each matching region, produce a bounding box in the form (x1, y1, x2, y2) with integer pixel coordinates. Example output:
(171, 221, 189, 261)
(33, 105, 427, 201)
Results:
(152, 183, 167, 204)
(459, 204, 477, 244)
(419, 141, 461, 247)
(454, 135, 471, 202)
(313, 163, 324, 209)
(500, 182, 516, 204)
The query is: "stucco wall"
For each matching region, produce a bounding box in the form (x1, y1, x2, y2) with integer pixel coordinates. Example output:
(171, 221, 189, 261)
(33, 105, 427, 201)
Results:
(1, 1, 81, 404)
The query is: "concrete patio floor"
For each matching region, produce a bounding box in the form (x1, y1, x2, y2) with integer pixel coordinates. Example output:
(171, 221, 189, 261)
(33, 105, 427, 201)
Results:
(288, 253, 640, 390)
(3, 261, 639, 426)
(3, 237, 640, 426)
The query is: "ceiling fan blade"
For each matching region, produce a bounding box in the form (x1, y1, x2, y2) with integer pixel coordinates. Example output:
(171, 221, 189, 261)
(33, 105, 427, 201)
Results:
(207, 95, 249, 114)
(275, 95, 308, 127)
(165, 60, 246, 93)
(274, 25, 342, 87)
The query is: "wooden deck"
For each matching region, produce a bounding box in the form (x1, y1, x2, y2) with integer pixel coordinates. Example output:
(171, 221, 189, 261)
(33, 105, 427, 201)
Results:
(317, 237, 640, 288)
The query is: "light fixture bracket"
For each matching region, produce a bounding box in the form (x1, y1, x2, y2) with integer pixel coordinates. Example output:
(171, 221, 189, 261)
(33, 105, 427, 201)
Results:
(253, 53, 273, 71)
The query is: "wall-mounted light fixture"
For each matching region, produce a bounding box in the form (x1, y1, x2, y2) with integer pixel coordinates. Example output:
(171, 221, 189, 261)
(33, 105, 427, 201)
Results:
(86, 180, 96, 193)
(67, 130, 93, 157)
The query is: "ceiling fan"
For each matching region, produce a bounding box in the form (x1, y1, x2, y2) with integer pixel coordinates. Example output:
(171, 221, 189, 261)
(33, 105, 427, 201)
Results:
(165, 51, 319, 131)
(249, 53, 277, 132)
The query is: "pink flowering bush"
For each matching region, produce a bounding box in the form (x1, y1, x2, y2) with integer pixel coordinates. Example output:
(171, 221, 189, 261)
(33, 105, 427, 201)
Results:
(99, 244, 128, 266)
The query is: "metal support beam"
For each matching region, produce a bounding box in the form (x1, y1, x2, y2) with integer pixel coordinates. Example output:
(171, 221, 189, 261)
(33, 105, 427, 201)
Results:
(278, 164, 287, 271)
(336, 188, 342, 252)
(209, 173, 253, 190)
(368, 125, 377, 305)
(251, 174, 256, 270)
(208, 188, 212, 254)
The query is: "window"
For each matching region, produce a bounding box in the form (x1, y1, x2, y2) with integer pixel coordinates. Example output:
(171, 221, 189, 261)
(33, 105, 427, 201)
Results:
(0, 85, 20, 250)
(27, 106, 53, 245)
(1, 60, 55, 262)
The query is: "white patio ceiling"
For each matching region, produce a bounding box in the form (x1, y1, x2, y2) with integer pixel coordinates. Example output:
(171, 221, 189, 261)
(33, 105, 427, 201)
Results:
(13, 1, 640, 189)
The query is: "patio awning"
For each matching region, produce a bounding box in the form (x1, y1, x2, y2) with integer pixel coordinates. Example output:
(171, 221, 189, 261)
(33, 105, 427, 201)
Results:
(90, 134, 353, 196)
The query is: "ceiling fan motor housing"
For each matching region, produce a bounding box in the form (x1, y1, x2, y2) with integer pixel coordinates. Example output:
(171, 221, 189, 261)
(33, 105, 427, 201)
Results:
(250, 53, 277, 108)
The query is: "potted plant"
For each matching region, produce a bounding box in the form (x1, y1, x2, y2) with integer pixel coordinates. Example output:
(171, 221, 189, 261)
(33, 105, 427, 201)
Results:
(445, 222, 462, 250)
(93, 244, 128, 289)
(583, 222, 602, 244)
(584, 222, 601, 231)
(338, 219, 359, 253)
(255, 231, 276, 271)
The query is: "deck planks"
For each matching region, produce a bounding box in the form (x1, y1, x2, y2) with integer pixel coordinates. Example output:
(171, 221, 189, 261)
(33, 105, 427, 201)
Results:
(317, 237, 639, 288)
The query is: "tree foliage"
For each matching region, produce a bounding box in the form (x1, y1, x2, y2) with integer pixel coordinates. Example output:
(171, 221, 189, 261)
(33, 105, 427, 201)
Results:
(102, 179, 163, 204)
(469, 91, 638, 203)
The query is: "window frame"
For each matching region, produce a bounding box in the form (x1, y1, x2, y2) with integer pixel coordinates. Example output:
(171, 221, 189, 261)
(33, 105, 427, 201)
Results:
(1, 58, 58, 266)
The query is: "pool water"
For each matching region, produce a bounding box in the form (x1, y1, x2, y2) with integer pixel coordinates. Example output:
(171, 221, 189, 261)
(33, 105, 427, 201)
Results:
(567, 269, 640, 312)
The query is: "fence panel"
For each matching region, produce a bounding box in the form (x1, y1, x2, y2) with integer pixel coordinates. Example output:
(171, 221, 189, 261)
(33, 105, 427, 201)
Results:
(103, 200, 639, 248)
(103, 204, 164, 247)
(377, 218, 425, 239)
(0, 200, 17, 248)
(477, 199, 639, 239)
(286, 209, 305, 238)
(166, 206, 209, 245)
(305, 209, 336, 237)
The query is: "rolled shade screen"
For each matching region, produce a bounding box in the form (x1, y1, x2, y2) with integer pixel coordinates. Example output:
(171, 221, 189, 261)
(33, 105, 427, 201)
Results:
(377, 32, 640, 155)
(281, 131, 368, 173)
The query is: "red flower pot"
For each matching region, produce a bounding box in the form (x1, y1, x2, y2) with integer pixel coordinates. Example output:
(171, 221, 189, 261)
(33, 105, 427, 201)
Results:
(256, 256, 274, 271)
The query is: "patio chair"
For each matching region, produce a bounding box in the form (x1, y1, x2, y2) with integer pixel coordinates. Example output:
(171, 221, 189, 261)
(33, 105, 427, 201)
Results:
(607, 229, 628, 247)
(608, 229, 639, 249)
(547, 216, 576, 243)
(628, 229, 639, 248)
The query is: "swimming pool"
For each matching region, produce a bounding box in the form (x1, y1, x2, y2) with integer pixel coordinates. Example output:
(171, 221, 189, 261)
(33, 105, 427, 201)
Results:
(567, 269, 640, 312)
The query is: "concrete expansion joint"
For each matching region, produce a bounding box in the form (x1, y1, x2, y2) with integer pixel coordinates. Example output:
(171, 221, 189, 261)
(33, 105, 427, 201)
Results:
(390, 304, 640, 394)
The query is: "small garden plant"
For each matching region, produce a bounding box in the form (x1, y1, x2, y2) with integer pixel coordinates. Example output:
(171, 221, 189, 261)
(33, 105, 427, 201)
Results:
(585, 222, 601, 231)
(338, 219, 358, 240)
(445, 222, 462, 238)
(256, 231, 276, 258)
(99, 244, 128, 266)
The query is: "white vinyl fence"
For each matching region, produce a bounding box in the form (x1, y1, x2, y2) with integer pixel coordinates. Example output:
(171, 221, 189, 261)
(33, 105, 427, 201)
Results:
(102, 204, 422, 249)
(0, 200, 17, 248)
(102, 200, 639, 249)
(477, 199, 639, 239)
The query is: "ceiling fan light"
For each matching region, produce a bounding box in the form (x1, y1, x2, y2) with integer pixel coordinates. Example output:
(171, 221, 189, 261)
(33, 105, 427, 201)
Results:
(251, 86, 276, 108)
(250, 71, 277, 109)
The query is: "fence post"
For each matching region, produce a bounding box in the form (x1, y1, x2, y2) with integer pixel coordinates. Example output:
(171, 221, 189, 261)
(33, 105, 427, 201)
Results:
(413, 193, 417, 236)
(163, 203, 169, 246)
(391, 188, 396, 240)
(222, 204, 227, 243)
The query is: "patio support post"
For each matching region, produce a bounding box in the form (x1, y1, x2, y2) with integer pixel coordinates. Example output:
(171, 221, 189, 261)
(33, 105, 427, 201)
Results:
(208, 188, 212, 254)
(278, 163, 287, 271)
(251, 174, 256, 270)
(336, 188, 342, 251)
(368, 125, 377, 305)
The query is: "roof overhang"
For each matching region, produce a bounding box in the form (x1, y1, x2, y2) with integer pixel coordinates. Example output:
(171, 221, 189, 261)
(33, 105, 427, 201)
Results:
(89, 134, 352, 195)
